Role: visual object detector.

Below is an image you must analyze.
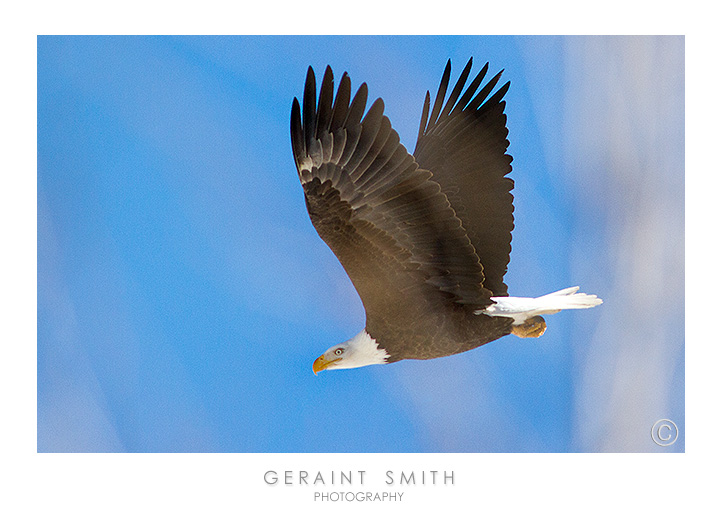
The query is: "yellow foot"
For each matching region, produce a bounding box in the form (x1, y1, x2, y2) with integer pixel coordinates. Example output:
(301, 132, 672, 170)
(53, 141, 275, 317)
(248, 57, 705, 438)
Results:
(511, 316, 547, 338)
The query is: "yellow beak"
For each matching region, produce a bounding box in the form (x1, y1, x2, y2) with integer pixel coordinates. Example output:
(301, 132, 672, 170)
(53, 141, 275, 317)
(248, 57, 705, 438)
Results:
(312, 354, 340, 375)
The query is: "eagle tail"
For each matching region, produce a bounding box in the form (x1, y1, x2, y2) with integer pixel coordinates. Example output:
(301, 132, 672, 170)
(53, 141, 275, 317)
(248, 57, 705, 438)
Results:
(477, 286, 603, 325)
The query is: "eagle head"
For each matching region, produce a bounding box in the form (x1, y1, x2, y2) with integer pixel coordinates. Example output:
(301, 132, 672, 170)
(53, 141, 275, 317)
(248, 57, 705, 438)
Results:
(312, 329, 389, 374)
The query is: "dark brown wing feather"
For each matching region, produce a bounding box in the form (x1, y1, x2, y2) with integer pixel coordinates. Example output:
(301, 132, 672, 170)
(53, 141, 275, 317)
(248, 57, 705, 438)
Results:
(291, 66, 495, 338)
(414, 58, 514, 296)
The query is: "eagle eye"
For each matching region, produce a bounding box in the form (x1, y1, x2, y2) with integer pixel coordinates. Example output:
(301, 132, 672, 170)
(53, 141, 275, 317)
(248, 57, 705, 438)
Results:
(334, 348, 344, 356)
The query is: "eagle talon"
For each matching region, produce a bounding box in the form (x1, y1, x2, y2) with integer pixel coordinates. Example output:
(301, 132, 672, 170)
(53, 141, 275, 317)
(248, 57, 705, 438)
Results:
(511, 316, 547, 338)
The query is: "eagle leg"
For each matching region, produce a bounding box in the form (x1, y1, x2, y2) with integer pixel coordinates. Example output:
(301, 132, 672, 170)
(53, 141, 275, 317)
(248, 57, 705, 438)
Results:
(510, 316, 547, 338)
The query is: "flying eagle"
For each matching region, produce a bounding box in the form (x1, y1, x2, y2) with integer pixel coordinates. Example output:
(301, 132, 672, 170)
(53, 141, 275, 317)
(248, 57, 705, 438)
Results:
(290, 58, 602, 374)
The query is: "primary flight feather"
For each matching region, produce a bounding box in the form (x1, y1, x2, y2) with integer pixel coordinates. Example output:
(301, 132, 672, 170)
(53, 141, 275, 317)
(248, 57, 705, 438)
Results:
(290, 58, 602, 373)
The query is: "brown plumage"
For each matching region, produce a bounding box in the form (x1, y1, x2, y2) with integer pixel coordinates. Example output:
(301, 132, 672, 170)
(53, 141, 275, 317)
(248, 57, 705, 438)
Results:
(291, 58, 516, 363)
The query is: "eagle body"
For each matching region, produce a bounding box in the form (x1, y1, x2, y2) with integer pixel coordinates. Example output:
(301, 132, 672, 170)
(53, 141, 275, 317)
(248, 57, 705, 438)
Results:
(290, 59, 602, 373)
(305, 175, 513, 363)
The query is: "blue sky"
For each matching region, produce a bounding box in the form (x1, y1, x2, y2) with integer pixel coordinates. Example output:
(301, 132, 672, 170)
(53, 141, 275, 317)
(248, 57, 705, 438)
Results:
(37, 36, 684, 452)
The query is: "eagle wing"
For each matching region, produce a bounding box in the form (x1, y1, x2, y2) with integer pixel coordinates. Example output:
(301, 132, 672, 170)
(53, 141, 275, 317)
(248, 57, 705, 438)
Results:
(414, 58, 515, 296)
(291, 66, 494, 332)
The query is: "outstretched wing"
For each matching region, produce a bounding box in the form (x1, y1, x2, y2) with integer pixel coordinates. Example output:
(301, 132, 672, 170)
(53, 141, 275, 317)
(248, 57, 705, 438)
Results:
(291, 66, 494, 332)
(414, 58, 515, 296)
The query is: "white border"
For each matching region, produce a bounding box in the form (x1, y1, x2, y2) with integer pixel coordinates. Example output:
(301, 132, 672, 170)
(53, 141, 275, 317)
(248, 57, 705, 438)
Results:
(5, 0, 720, 516)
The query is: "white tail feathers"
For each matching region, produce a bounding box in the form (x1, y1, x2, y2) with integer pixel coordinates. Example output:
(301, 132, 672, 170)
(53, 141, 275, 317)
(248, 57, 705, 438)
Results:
(477, 286, 603, 325)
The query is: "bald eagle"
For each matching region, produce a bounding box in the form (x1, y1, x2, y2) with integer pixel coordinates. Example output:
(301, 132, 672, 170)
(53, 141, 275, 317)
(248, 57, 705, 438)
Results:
(290, 58, 601, 374)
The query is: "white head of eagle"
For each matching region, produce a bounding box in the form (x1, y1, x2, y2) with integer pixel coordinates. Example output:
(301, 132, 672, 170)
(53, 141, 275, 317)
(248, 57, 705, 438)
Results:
(290, 58, 602, 374)
(312, 329, 389, 374)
